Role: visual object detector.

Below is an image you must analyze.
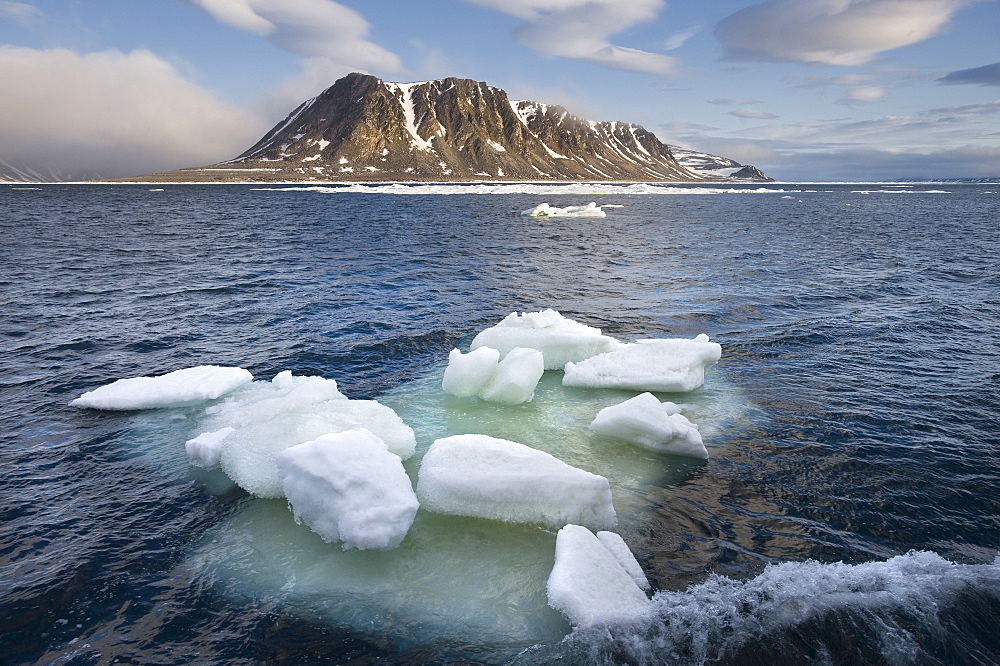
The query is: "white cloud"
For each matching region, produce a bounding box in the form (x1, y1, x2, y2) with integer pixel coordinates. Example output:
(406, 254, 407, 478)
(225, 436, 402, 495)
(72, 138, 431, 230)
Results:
(716, 0, 976, 66)
(184, 0, 401, 70)
(465, 0, 681, 75)
(0, 47, 267, 179)
(728, 108, 779, 119)
(0, 1, 43, 25)
(661, 99, 1000, 180)
(662, 23, 702, 51)
(182, 0, 403, 112)
(708, 97, 761, 105)
(838, 84, 887, 104)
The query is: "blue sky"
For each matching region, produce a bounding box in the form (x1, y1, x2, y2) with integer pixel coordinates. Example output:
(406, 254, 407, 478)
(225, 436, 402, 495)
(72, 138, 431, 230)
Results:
(1, 0, 998, 181)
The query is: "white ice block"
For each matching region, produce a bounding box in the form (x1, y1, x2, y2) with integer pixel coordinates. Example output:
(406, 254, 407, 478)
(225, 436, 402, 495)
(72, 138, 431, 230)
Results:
(563, 334, 721, 393)
(416, 434, 617, 531)
(546, 524, 651, 627)
(276, 429, 419, 551)
(589, 392, 708, 458)
(185, 427, 234, 469)
(441, 346, 500, 398)
(70, 365, 252, 410)
(521, 202, 606, 218)
(478, 347, 544, 405)
(194, 372, 415, 498)
(471, 309, 621, 369)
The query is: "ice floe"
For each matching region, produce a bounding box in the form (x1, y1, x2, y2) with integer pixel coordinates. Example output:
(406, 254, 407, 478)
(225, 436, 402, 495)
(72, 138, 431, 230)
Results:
(70, 365, 252, 410)
(546, 524, 651, 627)
(416, 434, 617, 530)
(522, 202, 606, 217)
(78, 309, 732, 650)
(441, 346, 501, 398)
(564, 334, 722, 393)
(197, 371, 415, 498)
(184, 427, 234, 469)
(470, 309, 621, 369)
(597, 530, 651, 591)
(276, 429, 419, 550)
(442, 346, 544, 404)
(589, 392, 707, 458)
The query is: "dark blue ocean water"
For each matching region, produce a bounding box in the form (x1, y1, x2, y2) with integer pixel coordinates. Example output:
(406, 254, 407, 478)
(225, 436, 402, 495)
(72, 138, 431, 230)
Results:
(1, 182, 998, 665)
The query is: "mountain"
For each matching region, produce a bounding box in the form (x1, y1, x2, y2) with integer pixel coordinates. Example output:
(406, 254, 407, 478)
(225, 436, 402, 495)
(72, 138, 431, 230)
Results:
(124, 73, 771, 183)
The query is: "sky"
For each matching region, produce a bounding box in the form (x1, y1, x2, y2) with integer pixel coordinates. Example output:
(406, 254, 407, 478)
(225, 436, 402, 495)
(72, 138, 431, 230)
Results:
(1, 0, 998, 181)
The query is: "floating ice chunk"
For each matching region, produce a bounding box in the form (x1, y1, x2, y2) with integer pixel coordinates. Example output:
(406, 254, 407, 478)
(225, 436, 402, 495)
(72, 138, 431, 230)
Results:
(547, 524, 651, 627)
(441, 346, 500, 398)
(70, 365, 252, 410)
(441, 346, 543, 405)
(185, 427, 234, 469)
(563, 334, 721, 393)
(596, 530, 650, 591)
(276, 429, 419, 551)
(196, 372, 415, 498)
(416, 434, 617, 530)
(471, 309, 621, 369)
(478, 347, 544, 405)
(522, 202, 606, 218)
(589, 392, 708, 458)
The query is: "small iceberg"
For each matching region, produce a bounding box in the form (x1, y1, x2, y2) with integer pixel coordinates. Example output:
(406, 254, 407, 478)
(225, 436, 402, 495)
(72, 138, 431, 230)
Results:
(416, 434, 617, 531)
(563, 334, 722, 393)
(276, 429, 419, 551)
(590, 392, 708, 458)
(442, 346, 544, 405)
(470, 309, 621, 369)
(191, 371, 415, 498)
(522, 202, 606, 218)
(546, 524, 651, 627)
(70, 365, 252, 410)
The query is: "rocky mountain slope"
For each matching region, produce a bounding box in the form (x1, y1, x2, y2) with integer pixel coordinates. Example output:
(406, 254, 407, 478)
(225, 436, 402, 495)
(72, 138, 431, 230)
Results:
(124, 73, 771, 183)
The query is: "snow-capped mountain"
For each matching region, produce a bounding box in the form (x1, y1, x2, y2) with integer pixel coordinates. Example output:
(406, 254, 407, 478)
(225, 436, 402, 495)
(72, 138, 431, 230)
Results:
(668, 147, 770, 180)
(129, 73, 771, 183)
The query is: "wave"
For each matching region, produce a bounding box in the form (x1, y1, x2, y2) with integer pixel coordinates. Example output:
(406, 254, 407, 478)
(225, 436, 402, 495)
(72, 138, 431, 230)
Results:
(525, 550, 1000, 665)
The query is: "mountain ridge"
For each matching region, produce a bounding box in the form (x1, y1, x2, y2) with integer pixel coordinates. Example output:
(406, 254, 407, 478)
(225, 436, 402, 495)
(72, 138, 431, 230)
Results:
(117, 73, 771, 184)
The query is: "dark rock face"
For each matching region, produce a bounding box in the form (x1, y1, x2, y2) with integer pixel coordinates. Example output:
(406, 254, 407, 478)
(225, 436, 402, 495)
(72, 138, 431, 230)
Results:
(132, 73, 771, 183)
(730, 165, 772, 180)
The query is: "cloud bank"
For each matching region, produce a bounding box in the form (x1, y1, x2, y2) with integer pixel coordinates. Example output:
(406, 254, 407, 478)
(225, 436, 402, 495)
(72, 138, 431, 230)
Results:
(716, 0, 975, 66)
(465, 0, 680, 75)
(0, 47, 267, 180)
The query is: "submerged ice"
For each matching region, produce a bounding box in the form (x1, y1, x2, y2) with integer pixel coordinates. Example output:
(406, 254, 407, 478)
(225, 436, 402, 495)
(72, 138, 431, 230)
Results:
(76, 308, 738, 653)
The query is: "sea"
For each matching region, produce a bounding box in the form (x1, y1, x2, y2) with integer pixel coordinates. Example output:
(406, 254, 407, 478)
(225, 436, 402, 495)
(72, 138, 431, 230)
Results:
(1, 181, 998, 665)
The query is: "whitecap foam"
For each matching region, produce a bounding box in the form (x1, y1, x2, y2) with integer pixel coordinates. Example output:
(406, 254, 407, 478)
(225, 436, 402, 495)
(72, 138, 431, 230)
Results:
(533, 550, 1000, 665)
